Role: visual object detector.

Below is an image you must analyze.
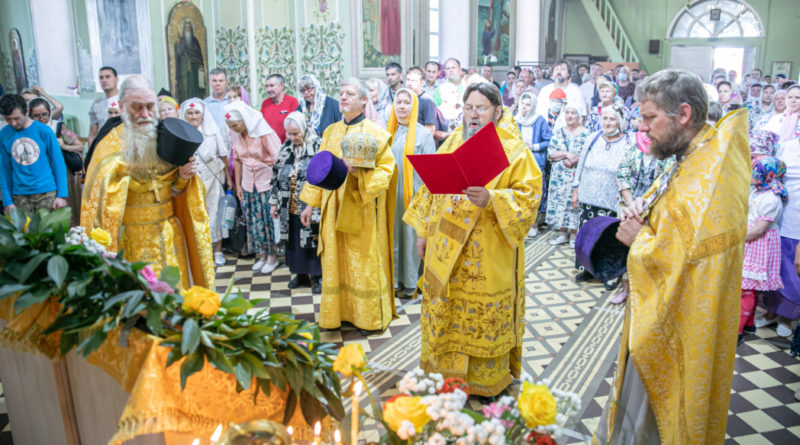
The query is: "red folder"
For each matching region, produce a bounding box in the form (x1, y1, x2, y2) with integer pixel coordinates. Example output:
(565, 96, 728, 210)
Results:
(407, 123, 509, 194)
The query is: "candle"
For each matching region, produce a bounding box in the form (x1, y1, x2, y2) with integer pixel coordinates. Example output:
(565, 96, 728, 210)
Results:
(351, 381, 363, 445)
(334, 429, 342, 445)
(191, 440, 199, 445)
(313, 421, 321, 445)
(210, 424, 223, 443)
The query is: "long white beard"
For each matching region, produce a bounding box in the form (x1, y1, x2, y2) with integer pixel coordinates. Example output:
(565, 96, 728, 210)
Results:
(122, 113, 173, 181)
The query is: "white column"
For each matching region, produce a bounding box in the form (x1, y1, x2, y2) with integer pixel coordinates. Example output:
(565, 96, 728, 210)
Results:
(438, 0, 471, 68)
(516, 0, 540, 64)
(247, 0, 257, 103)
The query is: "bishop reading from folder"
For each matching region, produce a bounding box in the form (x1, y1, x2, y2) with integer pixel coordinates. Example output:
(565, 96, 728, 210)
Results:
(403, 82, 542, 397)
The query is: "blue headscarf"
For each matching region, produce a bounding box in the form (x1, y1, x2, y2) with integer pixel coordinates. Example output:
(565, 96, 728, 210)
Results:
(752, 156, 788, 201)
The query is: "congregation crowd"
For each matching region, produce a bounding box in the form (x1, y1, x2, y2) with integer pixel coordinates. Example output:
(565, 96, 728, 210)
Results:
(1, 54, 800, 440)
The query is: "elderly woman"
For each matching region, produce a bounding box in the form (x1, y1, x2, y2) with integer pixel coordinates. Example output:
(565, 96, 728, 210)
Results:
(269, 112, 322, 293)
(545, 103, 590, 247)
(585, 80, 624, 131)
(28, 98, 83, 225)
(387, 88, 436, 297)
(515, 92, 552, 236)
(365, 77, 392, 127)
(765, 84, 800, 143)
(610, 126, 675, 304)
(225, 101, 282, 274)
(297, 74, 342, 137)
(159, 96, 179, 118)
(181, 98, 230, 266)
(755, 89, 787, 130)
(571, 104, 632, 289)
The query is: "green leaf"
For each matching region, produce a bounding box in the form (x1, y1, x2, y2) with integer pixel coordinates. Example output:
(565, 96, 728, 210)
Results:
(265, 365, 288, 391)
(121, 291, 145, 318)
(165, 348, 183, 368)
(233, 360, 252, 390)
(179, 351, 204, 390)
(285, 361, 303, 392)
(317, 382, 345, 421)
(258, 378, 272, 398)
(159, 266, 181, 288)
(102, 290, 145, 312)
(13, 286, 52, 312)
(39, 207, 71, 233)
(18, 252, 50, 283)
(181, 318, 201, 355)
(76, 330, 107, 356)
(145, 307, 163, 335)
(299, 389, 327, 426)
(59, 332, 78, 356)
(199, 330, 215, 349)
(9, 207, 27, 231)
(461, 408, 488, 424)
(205, 347, 235, 373)
(47, 255, 68, 288)
(282, 388, 297, 425)
(223, 297, 253, 315)
(240, 352, 269, 379)
(0, 283, 32, 299)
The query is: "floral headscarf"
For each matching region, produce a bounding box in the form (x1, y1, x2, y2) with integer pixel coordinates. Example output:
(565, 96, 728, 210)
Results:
(752, 156, 788, 201)
(298, 74, 327, 132)
(750, 129, 778, 157)
(602, 102, 630, 132)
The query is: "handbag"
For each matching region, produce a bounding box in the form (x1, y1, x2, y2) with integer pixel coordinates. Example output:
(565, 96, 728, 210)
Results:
(55, 122, 83, 174)
(222, 199, 248, 256)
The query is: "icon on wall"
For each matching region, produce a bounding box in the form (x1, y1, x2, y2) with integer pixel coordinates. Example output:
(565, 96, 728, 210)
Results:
(9, 28, 28, 93)
(476, 0, 513, 66)
(166, 2, 208, 102)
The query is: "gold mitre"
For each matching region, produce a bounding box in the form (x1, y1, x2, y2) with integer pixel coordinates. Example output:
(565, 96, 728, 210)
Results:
(341, 132, 379, 169)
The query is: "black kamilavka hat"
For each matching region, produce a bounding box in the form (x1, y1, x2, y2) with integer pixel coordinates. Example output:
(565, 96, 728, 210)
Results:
(157, 118, 203, 166)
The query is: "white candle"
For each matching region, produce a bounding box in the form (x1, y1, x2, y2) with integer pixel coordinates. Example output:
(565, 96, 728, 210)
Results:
(313, 421, 322, 445)
(334, 429, 343, 445)
(191, 440, 200, 445)
(352, 381, 363, 445)
(210, 424, 223, 443)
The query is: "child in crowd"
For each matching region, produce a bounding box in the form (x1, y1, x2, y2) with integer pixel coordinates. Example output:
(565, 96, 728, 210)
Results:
(740, 156, 788, 345)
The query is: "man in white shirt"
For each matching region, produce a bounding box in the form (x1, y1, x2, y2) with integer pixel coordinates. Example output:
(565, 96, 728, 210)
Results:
(581, 63, 602, 108)
(535, 59, 585, 128)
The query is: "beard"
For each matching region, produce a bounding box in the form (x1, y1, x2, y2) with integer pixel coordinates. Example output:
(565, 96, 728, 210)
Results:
(648, 118, 692, 160)
(122, 112, 173, 181)
(462, 117, 484, 142)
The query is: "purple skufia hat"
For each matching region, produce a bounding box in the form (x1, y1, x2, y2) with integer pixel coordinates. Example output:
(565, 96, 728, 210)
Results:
(574, 216, 629, 281)
(307, 151, 348, 190)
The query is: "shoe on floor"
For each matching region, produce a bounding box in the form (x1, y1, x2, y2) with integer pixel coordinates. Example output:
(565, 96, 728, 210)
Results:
(737, 334, 744, 346)
(610, 286, 628, 304)
(569, 238, 575, 248)
(527, 227, 538, 238)
(574, 270, 592, 283)
(252, 258, 266, 271)
(754, 315, 778, 328)
(548, 234, 568, 246)
(742, 325, 756, 335)
(288, 275, 309, 289)
(260, 260, 279, 274)
(604, 278, 621, 291)
(776, 322, 793, 337)
(214, 252, 226, 266)
(312, 278, 321, 294)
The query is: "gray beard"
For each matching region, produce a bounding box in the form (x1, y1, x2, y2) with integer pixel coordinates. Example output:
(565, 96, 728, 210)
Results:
(122, 113, 173, 181)
(462, 119, 484, 142)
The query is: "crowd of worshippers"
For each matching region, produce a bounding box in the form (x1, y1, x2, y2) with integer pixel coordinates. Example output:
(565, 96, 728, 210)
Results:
(1, 59, 799, 342)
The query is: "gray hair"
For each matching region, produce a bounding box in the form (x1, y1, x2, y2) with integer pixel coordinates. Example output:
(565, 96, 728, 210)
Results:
(209, 68, 227, 79)
(635, 69, 707, 130)
(364, 77, 387, 92)
(298, 76, 315, 91)
(462, 81, 503, 108)
(340, 77, 369, 100)
(119, 75, 155, 104)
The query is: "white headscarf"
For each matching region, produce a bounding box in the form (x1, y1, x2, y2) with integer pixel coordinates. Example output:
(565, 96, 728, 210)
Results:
(223, 100, 275, 138)
(179, 98, 220, 137)
(107, 95, 121, 111)
(515, 92, 538, 126)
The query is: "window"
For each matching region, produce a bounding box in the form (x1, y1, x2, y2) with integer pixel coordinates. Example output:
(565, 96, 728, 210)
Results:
(668, 0, 763, 39)
(429, 0, 439, 62)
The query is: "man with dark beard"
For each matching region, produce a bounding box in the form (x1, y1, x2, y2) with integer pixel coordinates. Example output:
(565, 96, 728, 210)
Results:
(81, 75, 215, 290)
(403, 82, 541, 397)
(595, 69, 749, 444)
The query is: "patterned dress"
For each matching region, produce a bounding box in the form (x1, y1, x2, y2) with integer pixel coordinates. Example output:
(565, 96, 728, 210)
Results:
(545, 126, 590, 230)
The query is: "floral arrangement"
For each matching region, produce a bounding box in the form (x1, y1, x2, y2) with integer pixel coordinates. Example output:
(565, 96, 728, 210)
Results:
(0, 208, 344, 425)
(334, 345, 581, 444)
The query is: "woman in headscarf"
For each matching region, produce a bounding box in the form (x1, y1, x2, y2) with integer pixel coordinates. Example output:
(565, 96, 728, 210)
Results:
(545, 102, 590, 247)
(269, 112, 322, 293)
(365, 77, 393, 127)
(755, 89, 787, 131)
(159, 96, 179, 118)
(585, 79, 624, 132)
(387, 88, 436, 297)
(515, 92, 552, 237)
(225, 101, 282, 274)
(571, 104, 632, 290)
(297, 74, 342, 137)
(181, 98, 230, 266)
(765, 84, 800, 143)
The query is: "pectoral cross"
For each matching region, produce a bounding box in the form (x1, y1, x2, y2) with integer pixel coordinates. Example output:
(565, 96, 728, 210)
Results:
(148, 179, 165, 202)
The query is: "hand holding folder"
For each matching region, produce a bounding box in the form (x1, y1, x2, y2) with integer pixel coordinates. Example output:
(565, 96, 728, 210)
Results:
(406, 123, 509, 194)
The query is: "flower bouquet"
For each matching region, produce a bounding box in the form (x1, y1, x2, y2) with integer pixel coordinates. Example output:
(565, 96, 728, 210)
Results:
(333, 346, 581, 445)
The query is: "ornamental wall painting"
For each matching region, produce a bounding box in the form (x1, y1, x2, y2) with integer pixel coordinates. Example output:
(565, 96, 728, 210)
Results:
(256, 27, 297, 97)
(300, 23, 344, 96)
(85, 0, 152, 78)
(215, 26, 249, 92)
(166, 2, 209, 102)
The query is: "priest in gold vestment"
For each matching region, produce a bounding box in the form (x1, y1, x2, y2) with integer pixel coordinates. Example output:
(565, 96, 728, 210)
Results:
(403, 82, 542, 396)
(596, 70, 749, 444)
(81, 75, 215, 290)
(299, 78, 397, 332)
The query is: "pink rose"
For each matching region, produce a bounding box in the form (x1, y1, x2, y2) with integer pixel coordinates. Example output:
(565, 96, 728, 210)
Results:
(148, 280, 173, 294)
(140, 266, 158, 284)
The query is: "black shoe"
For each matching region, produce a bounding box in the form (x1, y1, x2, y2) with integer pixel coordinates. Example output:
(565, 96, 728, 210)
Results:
(743, 325, 756, 335)
(311, 278, 321, 294)
(574, 271, 592, 283)
(604, 278, 621, 291)
(288, 275, 302, 289)
(358, 328, 382, 336)
(737, 334, 744, 346)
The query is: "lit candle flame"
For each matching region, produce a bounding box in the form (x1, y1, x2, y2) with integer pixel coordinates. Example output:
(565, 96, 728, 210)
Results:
(210, 424, 223, 442)
(286, 425, 294, 436)
(191, 440, 199, 445)
(314, 421, 321, 436)
(353, 380, 363, 396)
(334, 429, 342, 445)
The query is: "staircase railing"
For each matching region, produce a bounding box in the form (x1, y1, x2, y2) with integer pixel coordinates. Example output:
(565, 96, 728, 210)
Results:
(580, 0, 641, 63)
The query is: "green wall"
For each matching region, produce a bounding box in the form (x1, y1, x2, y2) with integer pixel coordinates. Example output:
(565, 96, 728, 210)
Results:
(561, 0, 800, 79)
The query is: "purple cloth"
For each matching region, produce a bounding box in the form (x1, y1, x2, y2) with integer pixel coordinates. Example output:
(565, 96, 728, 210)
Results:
(574, 215, 628, 281)
(307, 151, 347, 190)
(760, 236, 800, 319)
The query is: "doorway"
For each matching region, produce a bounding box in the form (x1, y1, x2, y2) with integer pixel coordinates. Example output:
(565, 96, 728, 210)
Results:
(713, 47, 744, 80)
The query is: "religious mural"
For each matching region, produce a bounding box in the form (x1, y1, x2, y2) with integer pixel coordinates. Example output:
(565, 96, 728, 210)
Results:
(475, 0, 511, 66)
(360, 0, 401, 68)
(93, 0, 142, 75)
(8, 28, 27, 93)
(166, 2, 208, 101)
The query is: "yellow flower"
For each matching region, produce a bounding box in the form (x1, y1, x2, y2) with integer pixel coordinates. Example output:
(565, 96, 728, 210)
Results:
(383, 395, 430, 435)
(181, 286, 221, 318)
(298, 331, 314, 350)
(24, 217, 30, 232)
(332, 343, 366, 376)
(89, 228, 112, 248)
(517, 381, 557, 428)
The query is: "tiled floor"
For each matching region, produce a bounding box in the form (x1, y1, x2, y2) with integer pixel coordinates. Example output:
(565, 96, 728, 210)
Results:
(1, 230, 799, 444)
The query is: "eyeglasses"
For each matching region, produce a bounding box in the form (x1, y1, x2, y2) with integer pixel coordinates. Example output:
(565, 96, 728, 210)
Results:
(31, 112, 50, 120)
(463, 105, 493, 115)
